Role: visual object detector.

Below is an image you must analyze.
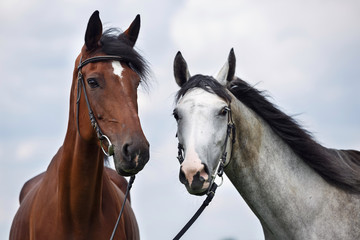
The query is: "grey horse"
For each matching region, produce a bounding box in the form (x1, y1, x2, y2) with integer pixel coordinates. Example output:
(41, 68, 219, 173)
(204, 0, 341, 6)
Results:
(172, 49, 360, 239)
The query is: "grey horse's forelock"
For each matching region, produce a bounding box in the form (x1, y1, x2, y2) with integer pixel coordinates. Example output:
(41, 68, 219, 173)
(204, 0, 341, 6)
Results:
(175, 75, 232, 104)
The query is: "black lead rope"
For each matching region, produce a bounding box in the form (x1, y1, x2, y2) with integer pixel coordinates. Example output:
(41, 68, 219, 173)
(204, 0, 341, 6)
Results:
(173, 183, 218, 240)
(110, 175, 136, 240)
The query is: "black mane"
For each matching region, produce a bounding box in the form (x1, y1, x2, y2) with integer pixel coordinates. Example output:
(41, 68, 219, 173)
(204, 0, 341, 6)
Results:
(176, 75, 360, 194)
(100, 28, 150, 84)
(175, 75, 232, 103)
(229, 78, 360, 194)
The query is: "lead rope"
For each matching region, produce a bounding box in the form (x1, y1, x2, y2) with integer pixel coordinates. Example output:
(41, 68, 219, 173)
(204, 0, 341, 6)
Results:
(110, 175, 136, 240)
(173, 151, 229, 240)
(173, 182, 218, 240)
(173, 151, 228, 240)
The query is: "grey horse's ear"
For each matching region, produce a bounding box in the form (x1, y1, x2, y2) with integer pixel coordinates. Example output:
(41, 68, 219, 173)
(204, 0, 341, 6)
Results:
(216, 48, 236, 85)
(174, 51, 191, 87)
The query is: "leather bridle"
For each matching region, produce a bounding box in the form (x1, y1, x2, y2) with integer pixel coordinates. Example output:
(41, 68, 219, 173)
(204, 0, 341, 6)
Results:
(76, 55, 126, 156)
(174, 104, 236, 240)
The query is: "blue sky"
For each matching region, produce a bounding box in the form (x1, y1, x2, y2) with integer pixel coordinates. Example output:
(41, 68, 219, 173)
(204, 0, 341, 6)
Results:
(1, 1, 359, 239)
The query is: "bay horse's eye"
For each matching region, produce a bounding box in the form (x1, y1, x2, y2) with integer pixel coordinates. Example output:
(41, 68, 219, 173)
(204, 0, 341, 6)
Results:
(87, 78, 99, 88)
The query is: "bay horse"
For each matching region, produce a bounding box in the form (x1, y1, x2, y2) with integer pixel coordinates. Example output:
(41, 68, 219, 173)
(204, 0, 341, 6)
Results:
(172, 49, 360, 239)
(10, 11, 149, 240)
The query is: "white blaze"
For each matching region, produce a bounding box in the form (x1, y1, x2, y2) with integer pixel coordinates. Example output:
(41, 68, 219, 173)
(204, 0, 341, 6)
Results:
(112, 61, 124, 79)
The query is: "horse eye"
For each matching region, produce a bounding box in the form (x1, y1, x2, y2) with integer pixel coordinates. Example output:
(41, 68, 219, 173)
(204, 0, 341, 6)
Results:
(219, 107, 229, 116)
(87, 78, 99, 88)
(173, 110, 180, 121)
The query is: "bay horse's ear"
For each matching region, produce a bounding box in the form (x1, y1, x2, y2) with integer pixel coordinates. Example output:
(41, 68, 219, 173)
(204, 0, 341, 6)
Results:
(85, 10, 103, 51)
(174, 51, 191, 87)
(119, 14, 141, 47)
(216, 48, 236, 85)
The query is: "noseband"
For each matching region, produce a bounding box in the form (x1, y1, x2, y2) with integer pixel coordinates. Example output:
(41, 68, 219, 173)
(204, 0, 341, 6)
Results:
(174, 104, 236, 240)
(76, 55, 125, 156)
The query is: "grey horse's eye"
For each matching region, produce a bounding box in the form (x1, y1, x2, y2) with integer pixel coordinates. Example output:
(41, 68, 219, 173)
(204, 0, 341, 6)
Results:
(173, 110, 180, 121)
(219, 107, 230, 116)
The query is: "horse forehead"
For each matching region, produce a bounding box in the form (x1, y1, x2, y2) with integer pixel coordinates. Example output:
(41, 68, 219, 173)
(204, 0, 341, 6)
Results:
(178, 88, 226, 110)
(111, 61, 124, 79)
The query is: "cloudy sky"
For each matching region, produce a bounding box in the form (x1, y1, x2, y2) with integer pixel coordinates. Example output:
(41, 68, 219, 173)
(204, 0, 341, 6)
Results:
(1, 0, 359, 239)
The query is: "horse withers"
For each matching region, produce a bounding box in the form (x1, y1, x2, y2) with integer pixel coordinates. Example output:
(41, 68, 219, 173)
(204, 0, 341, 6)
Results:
(10, 11, 150, 240)
(172, 49, 360, 239)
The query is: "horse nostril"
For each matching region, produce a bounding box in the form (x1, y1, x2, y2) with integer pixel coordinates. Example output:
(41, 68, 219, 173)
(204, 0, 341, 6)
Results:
(121, 141, 150, 165)
(203, 164, 210, 176)
(122, 143, 131, 160)
(179, 167, 188, 185)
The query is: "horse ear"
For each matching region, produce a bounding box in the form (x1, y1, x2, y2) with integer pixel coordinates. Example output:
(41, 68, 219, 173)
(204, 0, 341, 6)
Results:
(174, 51, 191, 87)
(216, 48, 236, 85)
(119, 14, 141, 47)
(85, 10, 103, 51)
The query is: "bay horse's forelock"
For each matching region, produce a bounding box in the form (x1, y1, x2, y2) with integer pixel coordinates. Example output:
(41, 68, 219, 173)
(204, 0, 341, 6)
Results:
(10, 11, 149, 240)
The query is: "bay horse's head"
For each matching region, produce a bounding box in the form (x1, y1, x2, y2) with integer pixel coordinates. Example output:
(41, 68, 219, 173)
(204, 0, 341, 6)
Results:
(72, 11, 149, 176)
(173, 50, 236, 195)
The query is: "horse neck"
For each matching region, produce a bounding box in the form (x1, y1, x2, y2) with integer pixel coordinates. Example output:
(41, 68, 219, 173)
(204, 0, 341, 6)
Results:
(224, 99, 332, 235)
(57, 69, 105, 224)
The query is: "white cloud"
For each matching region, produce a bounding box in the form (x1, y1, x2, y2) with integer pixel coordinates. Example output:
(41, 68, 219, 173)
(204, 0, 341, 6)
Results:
(11, 137, 62, 164)
(170, 0, 360, 99)
(16, 141, 38, 162)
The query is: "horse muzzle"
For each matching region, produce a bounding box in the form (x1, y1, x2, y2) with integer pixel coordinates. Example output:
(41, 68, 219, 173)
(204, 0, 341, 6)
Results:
(179, 163, 211, 196)
(112, 139, 150, 176)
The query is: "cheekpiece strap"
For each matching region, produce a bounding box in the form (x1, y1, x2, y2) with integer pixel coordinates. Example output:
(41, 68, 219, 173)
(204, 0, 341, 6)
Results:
(75, 55, 123, 156)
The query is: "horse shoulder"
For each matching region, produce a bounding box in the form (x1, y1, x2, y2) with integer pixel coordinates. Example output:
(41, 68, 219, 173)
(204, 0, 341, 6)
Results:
(19, 172, 45, 203)
(10, 173, 45, 240)
(104, 167, 131, 202)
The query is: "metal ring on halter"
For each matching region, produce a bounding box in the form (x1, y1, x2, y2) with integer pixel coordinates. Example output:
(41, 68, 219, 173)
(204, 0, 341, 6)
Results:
(100, 135, 114, 157)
